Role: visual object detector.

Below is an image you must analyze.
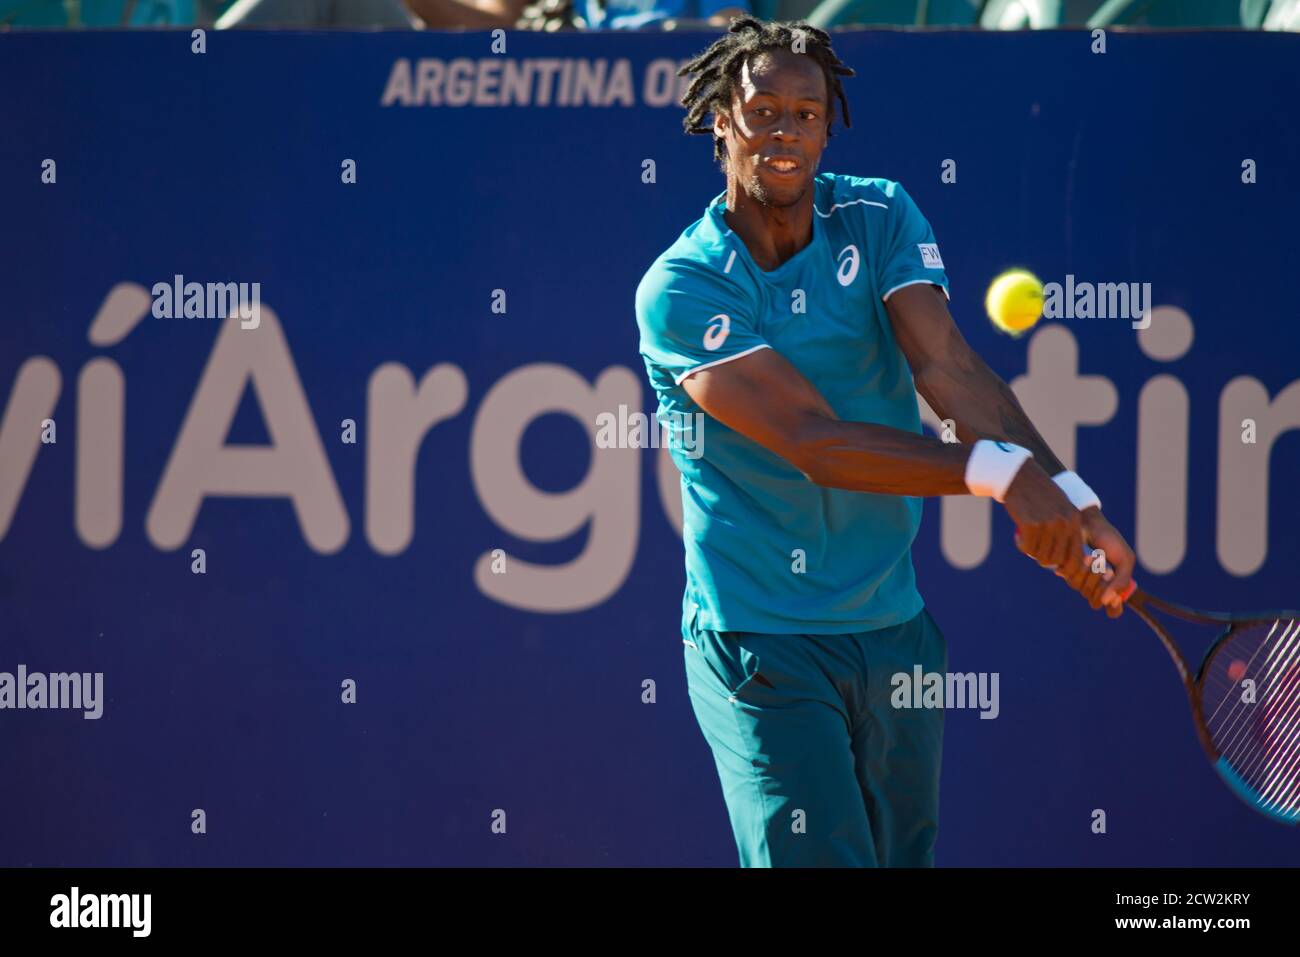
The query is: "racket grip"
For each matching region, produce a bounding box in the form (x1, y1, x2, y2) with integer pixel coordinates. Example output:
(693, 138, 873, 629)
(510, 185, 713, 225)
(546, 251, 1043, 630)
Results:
(1082, 544, 1138, 605)
(1013, 527, 1137, 604)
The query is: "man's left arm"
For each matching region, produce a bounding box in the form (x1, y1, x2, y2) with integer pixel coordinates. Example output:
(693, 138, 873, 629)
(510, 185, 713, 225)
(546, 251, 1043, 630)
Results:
(886, 281, 1136, 615)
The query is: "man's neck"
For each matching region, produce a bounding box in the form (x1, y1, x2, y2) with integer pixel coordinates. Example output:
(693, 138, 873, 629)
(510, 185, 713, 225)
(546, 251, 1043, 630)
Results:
(722, 180, 814, 272)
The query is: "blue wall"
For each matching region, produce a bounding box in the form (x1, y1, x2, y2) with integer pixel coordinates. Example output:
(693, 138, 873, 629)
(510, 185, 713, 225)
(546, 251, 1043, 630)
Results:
(1, 29, 1298, 865)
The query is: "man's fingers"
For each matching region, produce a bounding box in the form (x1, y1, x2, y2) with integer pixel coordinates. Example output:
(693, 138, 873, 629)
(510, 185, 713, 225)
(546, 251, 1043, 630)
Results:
(1058, 538, 1108, 609)
(1055, 520, 1086, 577)
(1079, 547, 1109, 608)
(1023, 510, 1137, 615)
(1062, 560, 1092, 599)
(1033, 522, 1073, 570)
(1057, 553, 1084, 587)
(1081, 566, 1108, 609)
(1101, 557, 1134, 609)
(1017, 525, 1043, 563)
(1050, 520, 1081, 572)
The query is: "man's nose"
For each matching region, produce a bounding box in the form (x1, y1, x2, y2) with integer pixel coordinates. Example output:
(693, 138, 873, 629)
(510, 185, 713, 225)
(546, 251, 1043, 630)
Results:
(770, 110, 801, 139)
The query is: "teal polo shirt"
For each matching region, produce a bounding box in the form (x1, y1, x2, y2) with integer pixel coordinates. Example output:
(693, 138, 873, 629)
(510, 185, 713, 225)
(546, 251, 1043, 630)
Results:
(635, 173, 950, 635)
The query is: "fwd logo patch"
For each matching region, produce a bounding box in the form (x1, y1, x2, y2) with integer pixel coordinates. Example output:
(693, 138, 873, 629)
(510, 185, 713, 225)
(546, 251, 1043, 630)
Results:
(50, 887, 151, 937)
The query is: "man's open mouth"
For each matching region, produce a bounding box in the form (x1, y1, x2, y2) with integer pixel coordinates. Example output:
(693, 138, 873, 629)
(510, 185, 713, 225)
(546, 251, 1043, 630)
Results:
(764, 156, 801, 174)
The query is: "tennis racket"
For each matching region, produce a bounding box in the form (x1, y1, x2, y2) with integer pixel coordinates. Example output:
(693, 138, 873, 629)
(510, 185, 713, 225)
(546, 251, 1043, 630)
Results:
(1115, 578, 1300, 825)
(1023, 536, 1300, 824)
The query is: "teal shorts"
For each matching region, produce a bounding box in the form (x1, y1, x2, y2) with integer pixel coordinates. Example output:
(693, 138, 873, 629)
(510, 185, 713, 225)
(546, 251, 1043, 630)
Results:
(683, 607, 947, 867)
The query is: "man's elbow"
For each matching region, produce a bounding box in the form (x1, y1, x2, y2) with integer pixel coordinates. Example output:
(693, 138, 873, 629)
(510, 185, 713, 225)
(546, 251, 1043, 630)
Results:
(909, 361, 946, 405)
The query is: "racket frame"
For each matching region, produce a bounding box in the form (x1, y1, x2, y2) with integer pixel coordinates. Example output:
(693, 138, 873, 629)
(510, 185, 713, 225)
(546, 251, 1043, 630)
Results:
(1126, 587, 1300, 825)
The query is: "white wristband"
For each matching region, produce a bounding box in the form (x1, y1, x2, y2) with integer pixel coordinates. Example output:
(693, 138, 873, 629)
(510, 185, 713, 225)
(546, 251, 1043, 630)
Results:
(965, 440, 1033, 502)
(1052, 470, 1101, 511)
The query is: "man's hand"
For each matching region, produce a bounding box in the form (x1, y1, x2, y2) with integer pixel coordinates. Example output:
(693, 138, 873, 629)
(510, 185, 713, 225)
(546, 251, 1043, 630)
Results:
(1079, 507, 1136, 618)
(883, 283, 1132, 613)
(1002, 460, 1090, 587)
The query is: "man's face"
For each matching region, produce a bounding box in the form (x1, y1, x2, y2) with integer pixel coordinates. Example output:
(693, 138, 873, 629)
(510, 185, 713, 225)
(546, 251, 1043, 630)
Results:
(715, 48, 829, 209)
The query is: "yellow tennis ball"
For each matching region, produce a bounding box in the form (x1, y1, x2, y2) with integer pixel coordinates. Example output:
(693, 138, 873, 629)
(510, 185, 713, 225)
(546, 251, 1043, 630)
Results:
(985, 269, 1044, 336)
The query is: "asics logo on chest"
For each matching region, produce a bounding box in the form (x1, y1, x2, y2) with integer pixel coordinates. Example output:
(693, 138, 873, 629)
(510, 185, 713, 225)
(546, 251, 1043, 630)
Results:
(836, 244, 860, 287)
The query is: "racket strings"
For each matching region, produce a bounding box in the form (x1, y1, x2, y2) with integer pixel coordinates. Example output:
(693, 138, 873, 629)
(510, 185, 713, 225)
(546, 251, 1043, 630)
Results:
(1210, 621, 1299, 765)
(1202, 618, 1300, 819)
(1215, 625, 1300, 806)
(1250, 648, 1300, 813)
(1225, 622, 1300, 788)
(1242, 629, 1300, 800)
(1203, 619, 1286, 729)
(1207, 620, 1299, 763)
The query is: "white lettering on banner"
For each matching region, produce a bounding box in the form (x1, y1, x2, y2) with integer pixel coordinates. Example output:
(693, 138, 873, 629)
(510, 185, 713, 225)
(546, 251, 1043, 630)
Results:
(470, 364, 641, 612)
(2, 286, 1299, 614)
(145, 305, 349, 554)
(381, 57, 628, 107)
(366, 362, 468, 556)
(379, 57, 691, 108)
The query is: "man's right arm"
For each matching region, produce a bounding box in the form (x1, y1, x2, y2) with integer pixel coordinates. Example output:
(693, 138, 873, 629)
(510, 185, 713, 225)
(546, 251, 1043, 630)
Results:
(679, 346, 1090, 573)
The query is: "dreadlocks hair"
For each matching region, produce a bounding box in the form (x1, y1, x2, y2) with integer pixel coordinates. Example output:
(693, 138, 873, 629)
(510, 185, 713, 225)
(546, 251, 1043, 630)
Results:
(677, 17, 855, 174)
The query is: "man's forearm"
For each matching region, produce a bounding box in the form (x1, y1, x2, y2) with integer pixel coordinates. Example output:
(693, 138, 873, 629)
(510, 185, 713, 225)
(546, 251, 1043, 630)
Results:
(915, 348, 1066, 477)
(789, 417, 976, 496)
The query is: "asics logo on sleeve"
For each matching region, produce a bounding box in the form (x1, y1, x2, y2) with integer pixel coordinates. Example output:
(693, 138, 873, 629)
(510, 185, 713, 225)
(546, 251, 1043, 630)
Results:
(836, 244, 860, 287)
(703, 313, 731, 351)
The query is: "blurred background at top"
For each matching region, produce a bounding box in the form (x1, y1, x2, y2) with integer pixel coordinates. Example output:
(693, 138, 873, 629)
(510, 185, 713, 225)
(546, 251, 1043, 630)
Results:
(2, 0, 1298, 34)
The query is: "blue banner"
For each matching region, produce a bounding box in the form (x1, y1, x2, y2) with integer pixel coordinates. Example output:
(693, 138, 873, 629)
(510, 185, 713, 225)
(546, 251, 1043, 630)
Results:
(1, 28, 1298, 865)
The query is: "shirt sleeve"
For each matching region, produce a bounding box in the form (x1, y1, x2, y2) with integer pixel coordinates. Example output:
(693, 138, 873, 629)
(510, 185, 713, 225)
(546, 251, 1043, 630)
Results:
(877, 181, 950, 303)
(636, 259, 770, 387)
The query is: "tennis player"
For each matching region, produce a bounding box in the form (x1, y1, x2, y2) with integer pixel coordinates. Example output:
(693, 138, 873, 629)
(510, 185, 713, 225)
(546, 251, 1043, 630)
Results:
(634, 18, 1137, 867)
